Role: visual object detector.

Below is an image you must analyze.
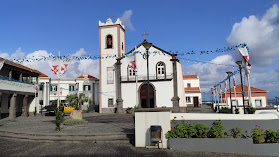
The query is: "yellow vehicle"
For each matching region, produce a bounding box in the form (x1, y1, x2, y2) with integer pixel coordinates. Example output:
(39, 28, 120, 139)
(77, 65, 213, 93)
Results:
(61, 103, 75, 114)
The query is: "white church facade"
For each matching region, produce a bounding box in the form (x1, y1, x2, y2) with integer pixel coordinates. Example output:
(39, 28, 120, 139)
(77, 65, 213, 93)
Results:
(98, 18, 186, 113)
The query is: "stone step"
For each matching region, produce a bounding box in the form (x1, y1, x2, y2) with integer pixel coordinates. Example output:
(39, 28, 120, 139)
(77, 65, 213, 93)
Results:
(0, 130, 134, 143)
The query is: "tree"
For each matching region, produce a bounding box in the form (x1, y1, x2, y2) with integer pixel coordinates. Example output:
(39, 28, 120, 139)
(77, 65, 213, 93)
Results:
(66, 93, 89, 110)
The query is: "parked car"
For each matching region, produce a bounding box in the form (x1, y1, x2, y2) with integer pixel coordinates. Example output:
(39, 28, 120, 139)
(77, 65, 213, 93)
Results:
(45, 103, 75, 115)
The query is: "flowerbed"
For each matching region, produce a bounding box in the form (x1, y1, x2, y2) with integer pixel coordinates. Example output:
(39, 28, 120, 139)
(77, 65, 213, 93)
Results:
(167, 118, 279, 144)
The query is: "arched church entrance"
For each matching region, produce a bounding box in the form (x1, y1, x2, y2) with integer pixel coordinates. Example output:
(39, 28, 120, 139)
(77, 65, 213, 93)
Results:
(139, 83, 155, 108)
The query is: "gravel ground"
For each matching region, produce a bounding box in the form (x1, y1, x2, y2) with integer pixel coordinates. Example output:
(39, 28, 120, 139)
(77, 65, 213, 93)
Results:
(0, 137, 271, 157)
(0, 113, 134, 135)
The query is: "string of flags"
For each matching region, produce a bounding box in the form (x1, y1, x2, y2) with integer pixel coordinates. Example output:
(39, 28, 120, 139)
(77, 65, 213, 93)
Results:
(211, 67, 244, 92)
(2, 43, 248, 64)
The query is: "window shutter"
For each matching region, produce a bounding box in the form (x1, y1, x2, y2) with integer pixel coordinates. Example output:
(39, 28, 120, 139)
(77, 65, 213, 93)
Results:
(88, 85, 91, 90)
(83, 85, 85, 91)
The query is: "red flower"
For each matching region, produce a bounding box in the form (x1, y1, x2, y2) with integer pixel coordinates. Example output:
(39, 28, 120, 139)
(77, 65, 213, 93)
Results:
(259, 126, 261, 128)
(261, 129, 264, 132)
(187, 121, 189, 123)
(181, 116, 183, 118)
(256, 125, 258, 127)
(171, 127, 174, 130)
(174, 116, 177, 119)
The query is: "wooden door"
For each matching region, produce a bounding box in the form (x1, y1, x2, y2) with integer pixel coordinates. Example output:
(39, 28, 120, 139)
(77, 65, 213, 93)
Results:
(194, 97, 199, 107)
(140, 84, 155, 108)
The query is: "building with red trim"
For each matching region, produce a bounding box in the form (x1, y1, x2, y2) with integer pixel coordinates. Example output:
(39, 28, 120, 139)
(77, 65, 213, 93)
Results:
(183, 75, 202, 109)
(221, 84, 268, 108)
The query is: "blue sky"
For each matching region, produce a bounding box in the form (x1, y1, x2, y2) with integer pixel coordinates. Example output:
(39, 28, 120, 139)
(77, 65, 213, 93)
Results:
(0, 0, 278, 100)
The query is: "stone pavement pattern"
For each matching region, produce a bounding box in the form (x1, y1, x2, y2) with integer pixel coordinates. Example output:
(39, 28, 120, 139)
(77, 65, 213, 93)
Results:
(0, 138, 271, 157)
(0, 113, 134, 135)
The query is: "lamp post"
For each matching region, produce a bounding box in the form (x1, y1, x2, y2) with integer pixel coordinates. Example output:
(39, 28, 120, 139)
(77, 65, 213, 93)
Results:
(226, 71, 233, 114)
(275, 97, 278, 112)
(142, 40, 152, 108)
(236, 61, 246, 114)
(211, 88, 213, 105)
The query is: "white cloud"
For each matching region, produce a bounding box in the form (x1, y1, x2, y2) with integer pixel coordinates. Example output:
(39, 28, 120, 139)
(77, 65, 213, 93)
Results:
(182, 55, 236, 92)
(11, 47, 25, 58)
(120, 10, 135, 31)
(227, 4, 279, 66)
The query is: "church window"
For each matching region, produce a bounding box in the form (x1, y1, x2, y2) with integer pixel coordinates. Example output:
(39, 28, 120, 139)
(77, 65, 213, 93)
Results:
(156, 62, 165, 79)
(108, 98, 113, 107)
(106, 35, 113, 49)
(128, 66, 136, 76)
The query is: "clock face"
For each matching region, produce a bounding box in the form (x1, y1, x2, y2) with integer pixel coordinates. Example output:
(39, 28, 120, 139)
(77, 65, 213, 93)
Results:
(143, 53, 147, 60)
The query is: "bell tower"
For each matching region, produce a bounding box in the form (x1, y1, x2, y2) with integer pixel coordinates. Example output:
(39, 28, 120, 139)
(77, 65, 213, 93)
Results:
(98, 18, 125, 113)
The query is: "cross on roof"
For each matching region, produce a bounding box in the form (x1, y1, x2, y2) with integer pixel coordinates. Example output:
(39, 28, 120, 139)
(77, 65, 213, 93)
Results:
(142, 30, 149, 40)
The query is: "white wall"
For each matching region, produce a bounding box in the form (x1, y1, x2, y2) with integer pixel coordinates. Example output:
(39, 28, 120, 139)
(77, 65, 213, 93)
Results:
(135, 111, 171, 148)
(183, 78, 200, 88)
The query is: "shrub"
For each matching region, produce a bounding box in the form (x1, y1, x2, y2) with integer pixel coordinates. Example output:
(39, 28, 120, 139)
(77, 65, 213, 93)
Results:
(207, 120, 226, 138)
(230, 126, 248, 138)
(33, 107, 37, 116)
(55, 108, 65, 132)
(251, 125, 265, 143)
(234, 107, 240, 114)
(63, 119, 88, 126)
(166, 119, 208, 138)
(247, 106, 256, 114)
(265, 129, 279, 143)
(219, 107, 230, 113)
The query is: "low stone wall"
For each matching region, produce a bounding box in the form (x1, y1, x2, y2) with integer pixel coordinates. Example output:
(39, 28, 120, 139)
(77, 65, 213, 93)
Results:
(169, 138, 279, 156)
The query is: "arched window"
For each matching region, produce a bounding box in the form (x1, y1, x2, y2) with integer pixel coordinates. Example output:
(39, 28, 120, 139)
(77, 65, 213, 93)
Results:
(127, 66, 136, 81)
(156, 62, 165, 79)
(122, 42, 124, 50)
(128, 66, 136, 76)
(106, 35, 113, 48)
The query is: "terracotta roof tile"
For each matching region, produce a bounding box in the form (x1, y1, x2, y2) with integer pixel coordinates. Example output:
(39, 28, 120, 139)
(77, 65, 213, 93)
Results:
(224, 84, 267, 93)
(39, 74, 49, 77)
(77, 74, 97, 79)
(0, 57, 43, 75)
(183, 75, 198, 79)
(184, 87, 200, 91)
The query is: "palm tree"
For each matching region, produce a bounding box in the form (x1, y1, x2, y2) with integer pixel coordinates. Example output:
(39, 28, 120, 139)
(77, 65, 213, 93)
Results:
(66, 93, 88, 110)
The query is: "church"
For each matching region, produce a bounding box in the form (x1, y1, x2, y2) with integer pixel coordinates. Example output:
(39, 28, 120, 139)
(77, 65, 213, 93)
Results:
(98, 18, 186, 113)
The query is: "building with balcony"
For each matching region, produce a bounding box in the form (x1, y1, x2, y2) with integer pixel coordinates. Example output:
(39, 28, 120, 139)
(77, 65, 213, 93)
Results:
(99, 18, 186, 113)
(0, 57, 43, 119)
(38, 74, 99, 111)
(183, 75, 202, 109)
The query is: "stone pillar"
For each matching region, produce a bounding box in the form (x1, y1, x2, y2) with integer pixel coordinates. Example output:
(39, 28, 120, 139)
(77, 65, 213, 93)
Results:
(21, 95, 29, 117)
(9, 70, 12, 79)
(19, 73, 23, 81)
(8, 93, 17, 119)
(170, 54, 180, 113)
(116, 58, 123, 113)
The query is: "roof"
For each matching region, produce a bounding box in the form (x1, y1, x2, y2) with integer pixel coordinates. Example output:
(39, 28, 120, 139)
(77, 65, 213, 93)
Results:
(0, 57, 43, 75)
(184, 87, 200, 92)
(124, 39, 173, 57)
(183, 75, 198, 79)
(77, 74, 97, 79)
(39, 74, 49, 77)
(224, 84, 267, 93)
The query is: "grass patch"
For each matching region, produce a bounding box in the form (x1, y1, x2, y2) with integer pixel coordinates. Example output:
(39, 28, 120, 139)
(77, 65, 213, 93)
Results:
(63, 119, 88, 126)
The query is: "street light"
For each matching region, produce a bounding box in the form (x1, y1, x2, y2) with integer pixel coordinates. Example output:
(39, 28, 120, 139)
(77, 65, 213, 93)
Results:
(143, 40, 152, 108)
(226, 71, 233, 114)
(236, 61, 246, 114)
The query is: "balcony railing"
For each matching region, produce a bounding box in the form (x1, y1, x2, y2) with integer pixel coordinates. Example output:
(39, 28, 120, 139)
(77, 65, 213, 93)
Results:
(121, 74, 173, 82)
